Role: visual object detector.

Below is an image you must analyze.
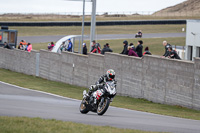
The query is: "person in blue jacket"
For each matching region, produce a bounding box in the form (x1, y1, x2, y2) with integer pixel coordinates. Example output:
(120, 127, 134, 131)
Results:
(67, 39, 73, 52)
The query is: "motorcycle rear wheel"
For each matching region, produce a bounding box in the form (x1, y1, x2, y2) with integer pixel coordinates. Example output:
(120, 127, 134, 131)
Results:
(79, 99, 89, 114)
(97, 98, 110, 115)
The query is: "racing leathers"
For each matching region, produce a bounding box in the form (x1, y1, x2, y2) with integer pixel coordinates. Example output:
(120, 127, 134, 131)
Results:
(88, 74, 115, 96)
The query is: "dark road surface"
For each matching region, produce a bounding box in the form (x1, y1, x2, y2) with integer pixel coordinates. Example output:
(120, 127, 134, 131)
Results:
(18, 32, 185, 44)
(0, 81, 200, 133)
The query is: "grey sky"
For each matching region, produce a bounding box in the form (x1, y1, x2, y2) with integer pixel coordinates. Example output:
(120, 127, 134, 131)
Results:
(0, 0, 187, 14)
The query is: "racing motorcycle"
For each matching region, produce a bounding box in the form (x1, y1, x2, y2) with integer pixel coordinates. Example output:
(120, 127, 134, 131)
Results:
(79, 81, 117, 115)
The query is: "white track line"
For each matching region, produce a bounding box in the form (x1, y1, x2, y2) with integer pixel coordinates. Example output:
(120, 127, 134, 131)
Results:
(0, 81, 81, 102)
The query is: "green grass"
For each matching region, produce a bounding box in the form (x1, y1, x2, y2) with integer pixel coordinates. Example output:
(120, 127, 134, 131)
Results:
(32, 37, 186, 56)
(1, 14, 200, 22)
(0, 116, 161, 133)
(0, 68, 200, 120)
(11, 25, 185, 36)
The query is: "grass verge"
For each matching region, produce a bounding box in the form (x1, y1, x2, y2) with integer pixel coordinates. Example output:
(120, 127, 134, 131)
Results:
(11, 25, 185, 36)
(33, 37, 186, 56)
(0, 68, 200, 120)
(0, 116, 161, 133)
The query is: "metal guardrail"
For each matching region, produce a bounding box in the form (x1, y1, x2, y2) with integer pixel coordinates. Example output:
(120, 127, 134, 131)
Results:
(0, 20, 186, 26)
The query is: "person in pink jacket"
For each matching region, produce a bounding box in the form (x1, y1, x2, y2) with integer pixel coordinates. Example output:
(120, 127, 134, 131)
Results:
(27, 43, 32, 52)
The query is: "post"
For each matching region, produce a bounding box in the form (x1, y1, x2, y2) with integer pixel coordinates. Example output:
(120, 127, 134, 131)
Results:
(35, 53, 40, 77)
(90, 0, 96, 51)
(81, 0, 85, 54)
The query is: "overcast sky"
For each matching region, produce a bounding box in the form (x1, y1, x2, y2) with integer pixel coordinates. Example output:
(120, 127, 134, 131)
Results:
(0, 0, 187, 14)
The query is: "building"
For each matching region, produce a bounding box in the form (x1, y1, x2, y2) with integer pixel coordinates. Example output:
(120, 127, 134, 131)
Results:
(185, 20, 200, 61)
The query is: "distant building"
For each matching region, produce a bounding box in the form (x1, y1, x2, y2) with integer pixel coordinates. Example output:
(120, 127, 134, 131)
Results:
(185, 20, 200, 61)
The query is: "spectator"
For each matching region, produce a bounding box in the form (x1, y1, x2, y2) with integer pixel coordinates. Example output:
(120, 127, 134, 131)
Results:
(20, 40, 27, 46)
(3, 42, 12, 49)
(91, 43, 101, 54)
(143, 46, 152, 55)
(90, 40, 96, 52)
(101, 43, 113, 55)
(67, 39, 73, 52)
(163, 41, 172, 57)
(18, 43, 25, 50)
(128, 46, 138, 57)
(135, 40, 143, 57)
(129, 43, 136, 51)
(120, 40, 129, 55)
(168, 47, 181, 60)
(26, 43, 32, 52)
(48, 42, 55, 51)
(82, 43, 87, 55)
(60, 41, 66, 52)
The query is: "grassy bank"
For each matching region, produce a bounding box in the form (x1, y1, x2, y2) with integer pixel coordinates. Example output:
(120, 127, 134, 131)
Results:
(11, 25, 185, 36)
(33, 37, 185, 56)
(0, 68, 200, 120)
(0, 116, 161, 133)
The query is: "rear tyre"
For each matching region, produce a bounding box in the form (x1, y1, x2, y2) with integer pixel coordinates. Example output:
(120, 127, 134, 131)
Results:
(79, 99, 89, 114)
(97, 98, 110, 115)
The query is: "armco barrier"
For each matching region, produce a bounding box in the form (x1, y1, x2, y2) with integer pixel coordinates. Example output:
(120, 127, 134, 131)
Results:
(0, 48, 200, 110)
(0, 20, 186, 27)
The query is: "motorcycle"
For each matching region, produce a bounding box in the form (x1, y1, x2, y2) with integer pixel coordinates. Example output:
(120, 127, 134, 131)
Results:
(79, 81, 117, 115)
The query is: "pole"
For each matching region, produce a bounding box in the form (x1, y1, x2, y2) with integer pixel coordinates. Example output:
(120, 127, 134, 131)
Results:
(90, 0, 96, 51)
(81, 0, 85, 54)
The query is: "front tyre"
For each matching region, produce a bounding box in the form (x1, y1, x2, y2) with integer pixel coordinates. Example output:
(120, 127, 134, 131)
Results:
(79, 99, 89, 114)
(97, 98, 110, 115)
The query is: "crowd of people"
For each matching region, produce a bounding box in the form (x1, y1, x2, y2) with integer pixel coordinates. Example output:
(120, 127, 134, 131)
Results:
(17, 40, 32, 52)
(85, 39, 181, 60)
(3, 35, 181, 60)
(3, 40, 32, 52)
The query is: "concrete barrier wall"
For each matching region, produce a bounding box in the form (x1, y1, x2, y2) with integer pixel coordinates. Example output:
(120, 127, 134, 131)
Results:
(194, 58, 200, 109)
(143, 55, 195, 108)
(1, 48, 200, 110)
(0, 47, 38, 76)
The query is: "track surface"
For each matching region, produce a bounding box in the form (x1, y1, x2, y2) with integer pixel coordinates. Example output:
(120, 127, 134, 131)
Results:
(18, 32, 185, 44)
(0, 81, 200, 133)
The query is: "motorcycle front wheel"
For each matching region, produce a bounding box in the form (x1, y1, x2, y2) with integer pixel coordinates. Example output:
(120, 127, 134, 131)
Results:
(79, 99, 89, 114)
(97, 98, 110, 115)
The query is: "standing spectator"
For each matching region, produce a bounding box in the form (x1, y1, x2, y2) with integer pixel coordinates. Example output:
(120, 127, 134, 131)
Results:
(163, 41, 172, 57)
(18, 43, 25, 50)
(26, 43, 32, 52)
(101, 43, 113, 55)
(82, 43, 87, 55)
(128, 46, 138, 57)
(136, 40, 143, 57)
(120, 40, 129, 55)
(4, 42, 12, 49)
(67, 39, 73, 52)
(143, 46, 152, 55)
(48, 42, 55, 51)
(90, 40, 96, 52)
(168, 47, 181, 60)
(20, 40, 27, 46)
(60, 41, 66, 52)
(129, 43, 136, 51)
(91, 43, 101, 54)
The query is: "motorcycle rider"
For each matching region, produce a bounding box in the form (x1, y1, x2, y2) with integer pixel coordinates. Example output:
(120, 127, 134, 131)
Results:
(88, 69, 116, 98)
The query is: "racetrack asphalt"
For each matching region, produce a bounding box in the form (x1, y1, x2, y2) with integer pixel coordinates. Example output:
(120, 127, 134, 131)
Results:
(0, 81, 200, 133)
(18, 32, 185, 44)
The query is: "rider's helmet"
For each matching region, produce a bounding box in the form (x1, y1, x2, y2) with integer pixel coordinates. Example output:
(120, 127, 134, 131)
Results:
(106, 69, 115, 81)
